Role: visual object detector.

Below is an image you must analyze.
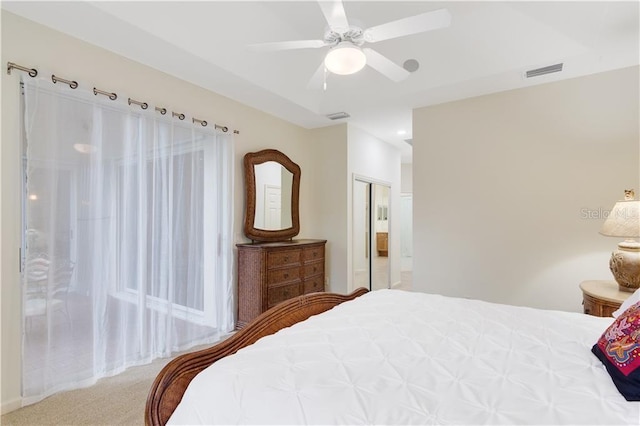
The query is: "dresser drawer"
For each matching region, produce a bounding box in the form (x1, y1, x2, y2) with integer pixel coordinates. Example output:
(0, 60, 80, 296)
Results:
(303, 276, 324, 294)
(582, 294, 598, 316)
(267, 266, 300, 285)
(268, 249, 301, 268)
(303, 261, 323, 278)
(583, 293, 620, 317)
(268, 283, 302, 307)
(237, 239, 326, 329)
(303, 246, 324, 262)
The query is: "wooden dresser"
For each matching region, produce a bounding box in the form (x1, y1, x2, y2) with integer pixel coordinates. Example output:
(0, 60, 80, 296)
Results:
(236, 239, 326, 329)
(376, 232, 388, 256)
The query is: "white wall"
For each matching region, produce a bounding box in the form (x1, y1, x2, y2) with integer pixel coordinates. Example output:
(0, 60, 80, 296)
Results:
(353, 181, 368, 274)
(401, 163, 413, 194)
(0, 11, 330, 412)
(347, 125, 402, 290)
(413, 66, 640, 312)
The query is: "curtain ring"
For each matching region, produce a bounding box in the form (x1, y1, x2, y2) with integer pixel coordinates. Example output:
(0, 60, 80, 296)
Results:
(128, 98, 148, 110)
(52, 74, 78, 89)
(93, 87, 117, 101)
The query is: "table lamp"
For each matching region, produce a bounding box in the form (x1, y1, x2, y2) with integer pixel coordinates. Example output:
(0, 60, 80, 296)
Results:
(600, 190, 640, 292)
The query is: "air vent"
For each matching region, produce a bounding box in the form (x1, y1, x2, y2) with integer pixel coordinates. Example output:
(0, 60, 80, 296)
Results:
(525, 63, 563, 78)
(326, 112, 350, 120)
(404, 138, 413, 146)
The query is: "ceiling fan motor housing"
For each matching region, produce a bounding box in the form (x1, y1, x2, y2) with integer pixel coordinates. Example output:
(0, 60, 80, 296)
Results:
(324, 27, 365, 47)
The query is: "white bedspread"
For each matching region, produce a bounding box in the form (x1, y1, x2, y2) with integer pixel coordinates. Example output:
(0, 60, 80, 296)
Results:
(169, 290, 640, 425)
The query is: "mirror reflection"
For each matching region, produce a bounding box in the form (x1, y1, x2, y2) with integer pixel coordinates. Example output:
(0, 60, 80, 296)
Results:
(243, 149, 300, 242)
(253, 161, 293, 230)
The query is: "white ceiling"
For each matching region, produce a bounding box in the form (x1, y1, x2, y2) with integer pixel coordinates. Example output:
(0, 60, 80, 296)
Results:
(3, 1, 639, 162)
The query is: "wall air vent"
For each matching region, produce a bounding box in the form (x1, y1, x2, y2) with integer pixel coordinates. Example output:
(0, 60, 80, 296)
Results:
(326, 112, 350, 120)
(525, 63, 563, 78)
(404, 138, 413, 146)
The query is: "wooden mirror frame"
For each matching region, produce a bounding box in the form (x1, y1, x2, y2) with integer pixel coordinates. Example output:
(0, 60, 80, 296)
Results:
(243, 149, 301, 242)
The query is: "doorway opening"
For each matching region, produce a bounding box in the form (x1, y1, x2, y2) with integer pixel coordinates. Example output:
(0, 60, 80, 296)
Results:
(353, 177, 390, 291)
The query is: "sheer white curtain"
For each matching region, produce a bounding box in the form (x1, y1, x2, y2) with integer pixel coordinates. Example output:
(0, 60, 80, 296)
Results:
(21, 77, 234, 404)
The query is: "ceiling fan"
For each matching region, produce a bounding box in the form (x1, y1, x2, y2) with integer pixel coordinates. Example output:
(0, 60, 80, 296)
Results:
(248, 0, 451, 86)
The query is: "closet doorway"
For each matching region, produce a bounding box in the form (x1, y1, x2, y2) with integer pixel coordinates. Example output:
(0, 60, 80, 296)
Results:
(353, 177, 390, 291)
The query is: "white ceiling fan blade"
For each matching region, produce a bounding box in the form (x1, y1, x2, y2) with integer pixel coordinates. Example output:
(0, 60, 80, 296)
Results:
(364, 8, 451, 43)
(363, 48, 410, 82)
(307, 62, 327, 90)
(317, 0, 349, 31)
(247, 40, 326, 52)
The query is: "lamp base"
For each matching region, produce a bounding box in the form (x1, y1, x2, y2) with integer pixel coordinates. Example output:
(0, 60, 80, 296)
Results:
(609, 241, 640, 292)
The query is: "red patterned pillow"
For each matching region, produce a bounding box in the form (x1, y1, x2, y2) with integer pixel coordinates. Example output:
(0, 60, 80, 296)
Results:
(592, 300, 640, 400)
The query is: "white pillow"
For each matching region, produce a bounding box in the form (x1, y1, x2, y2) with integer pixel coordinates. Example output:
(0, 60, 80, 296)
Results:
(612, 287, 640, 317)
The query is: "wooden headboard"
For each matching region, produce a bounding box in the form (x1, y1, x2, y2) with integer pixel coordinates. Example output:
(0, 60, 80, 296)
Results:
(145, 288, 369, 426)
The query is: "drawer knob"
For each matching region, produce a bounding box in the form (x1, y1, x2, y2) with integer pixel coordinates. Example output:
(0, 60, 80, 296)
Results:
(284, 273, 289, 279)
(313, 267, 317, 272)
(284, 256, 289, 262)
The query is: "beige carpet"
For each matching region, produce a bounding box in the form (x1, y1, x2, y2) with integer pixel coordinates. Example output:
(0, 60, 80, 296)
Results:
(1, 344, 214, 426)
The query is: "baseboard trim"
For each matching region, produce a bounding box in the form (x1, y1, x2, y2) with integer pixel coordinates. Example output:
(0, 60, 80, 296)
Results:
(1, 397, 23, 415)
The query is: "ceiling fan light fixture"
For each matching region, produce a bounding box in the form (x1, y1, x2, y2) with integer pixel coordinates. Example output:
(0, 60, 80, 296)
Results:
(324, 42, 366, 75)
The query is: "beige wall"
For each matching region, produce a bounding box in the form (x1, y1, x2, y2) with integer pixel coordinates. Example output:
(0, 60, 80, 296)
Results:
(0, 11, 340, 411)
(306, 124, 348, 293)
(413, 66, 640, 312)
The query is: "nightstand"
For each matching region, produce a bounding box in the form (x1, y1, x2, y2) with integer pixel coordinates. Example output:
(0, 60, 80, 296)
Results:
(579, 280, 631, 317)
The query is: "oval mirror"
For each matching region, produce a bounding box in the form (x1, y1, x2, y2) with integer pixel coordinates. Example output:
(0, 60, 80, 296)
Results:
(243, 149, 300, 242)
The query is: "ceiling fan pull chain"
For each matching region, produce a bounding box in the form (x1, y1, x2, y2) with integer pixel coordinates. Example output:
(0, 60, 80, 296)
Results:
(323, 66, 328, 91)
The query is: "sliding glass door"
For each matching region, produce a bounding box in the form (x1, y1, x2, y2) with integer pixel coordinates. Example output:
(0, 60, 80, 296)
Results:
(20, 77, 234, 404)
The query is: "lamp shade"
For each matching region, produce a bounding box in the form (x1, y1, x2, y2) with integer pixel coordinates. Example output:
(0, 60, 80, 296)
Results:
(600, 200, 640, 238)
(324, 42, 366, 75)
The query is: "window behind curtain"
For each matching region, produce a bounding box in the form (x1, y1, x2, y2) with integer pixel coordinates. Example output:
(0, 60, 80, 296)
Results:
(20, 77, 234, 405)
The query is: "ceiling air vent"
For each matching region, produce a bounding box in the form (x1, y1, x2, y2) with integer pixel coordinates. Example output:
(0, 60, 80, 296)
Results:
(326, 112, 350, 120)
(525, 63, 563, 79)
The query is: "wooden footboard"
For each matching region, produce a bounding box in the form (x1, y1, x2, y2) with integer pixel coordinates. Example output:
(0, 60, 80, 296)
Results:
(145, 288, 369, 426)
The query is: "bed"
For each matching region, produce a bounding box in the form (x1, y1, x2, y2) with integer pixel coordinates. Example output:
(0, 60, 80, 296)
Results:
(146, 288, 640, 425)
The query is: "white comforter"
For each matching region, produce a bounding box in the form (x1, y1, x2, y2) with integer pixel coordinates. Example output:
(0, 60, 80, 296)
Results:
(169, 289, 640, 425)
